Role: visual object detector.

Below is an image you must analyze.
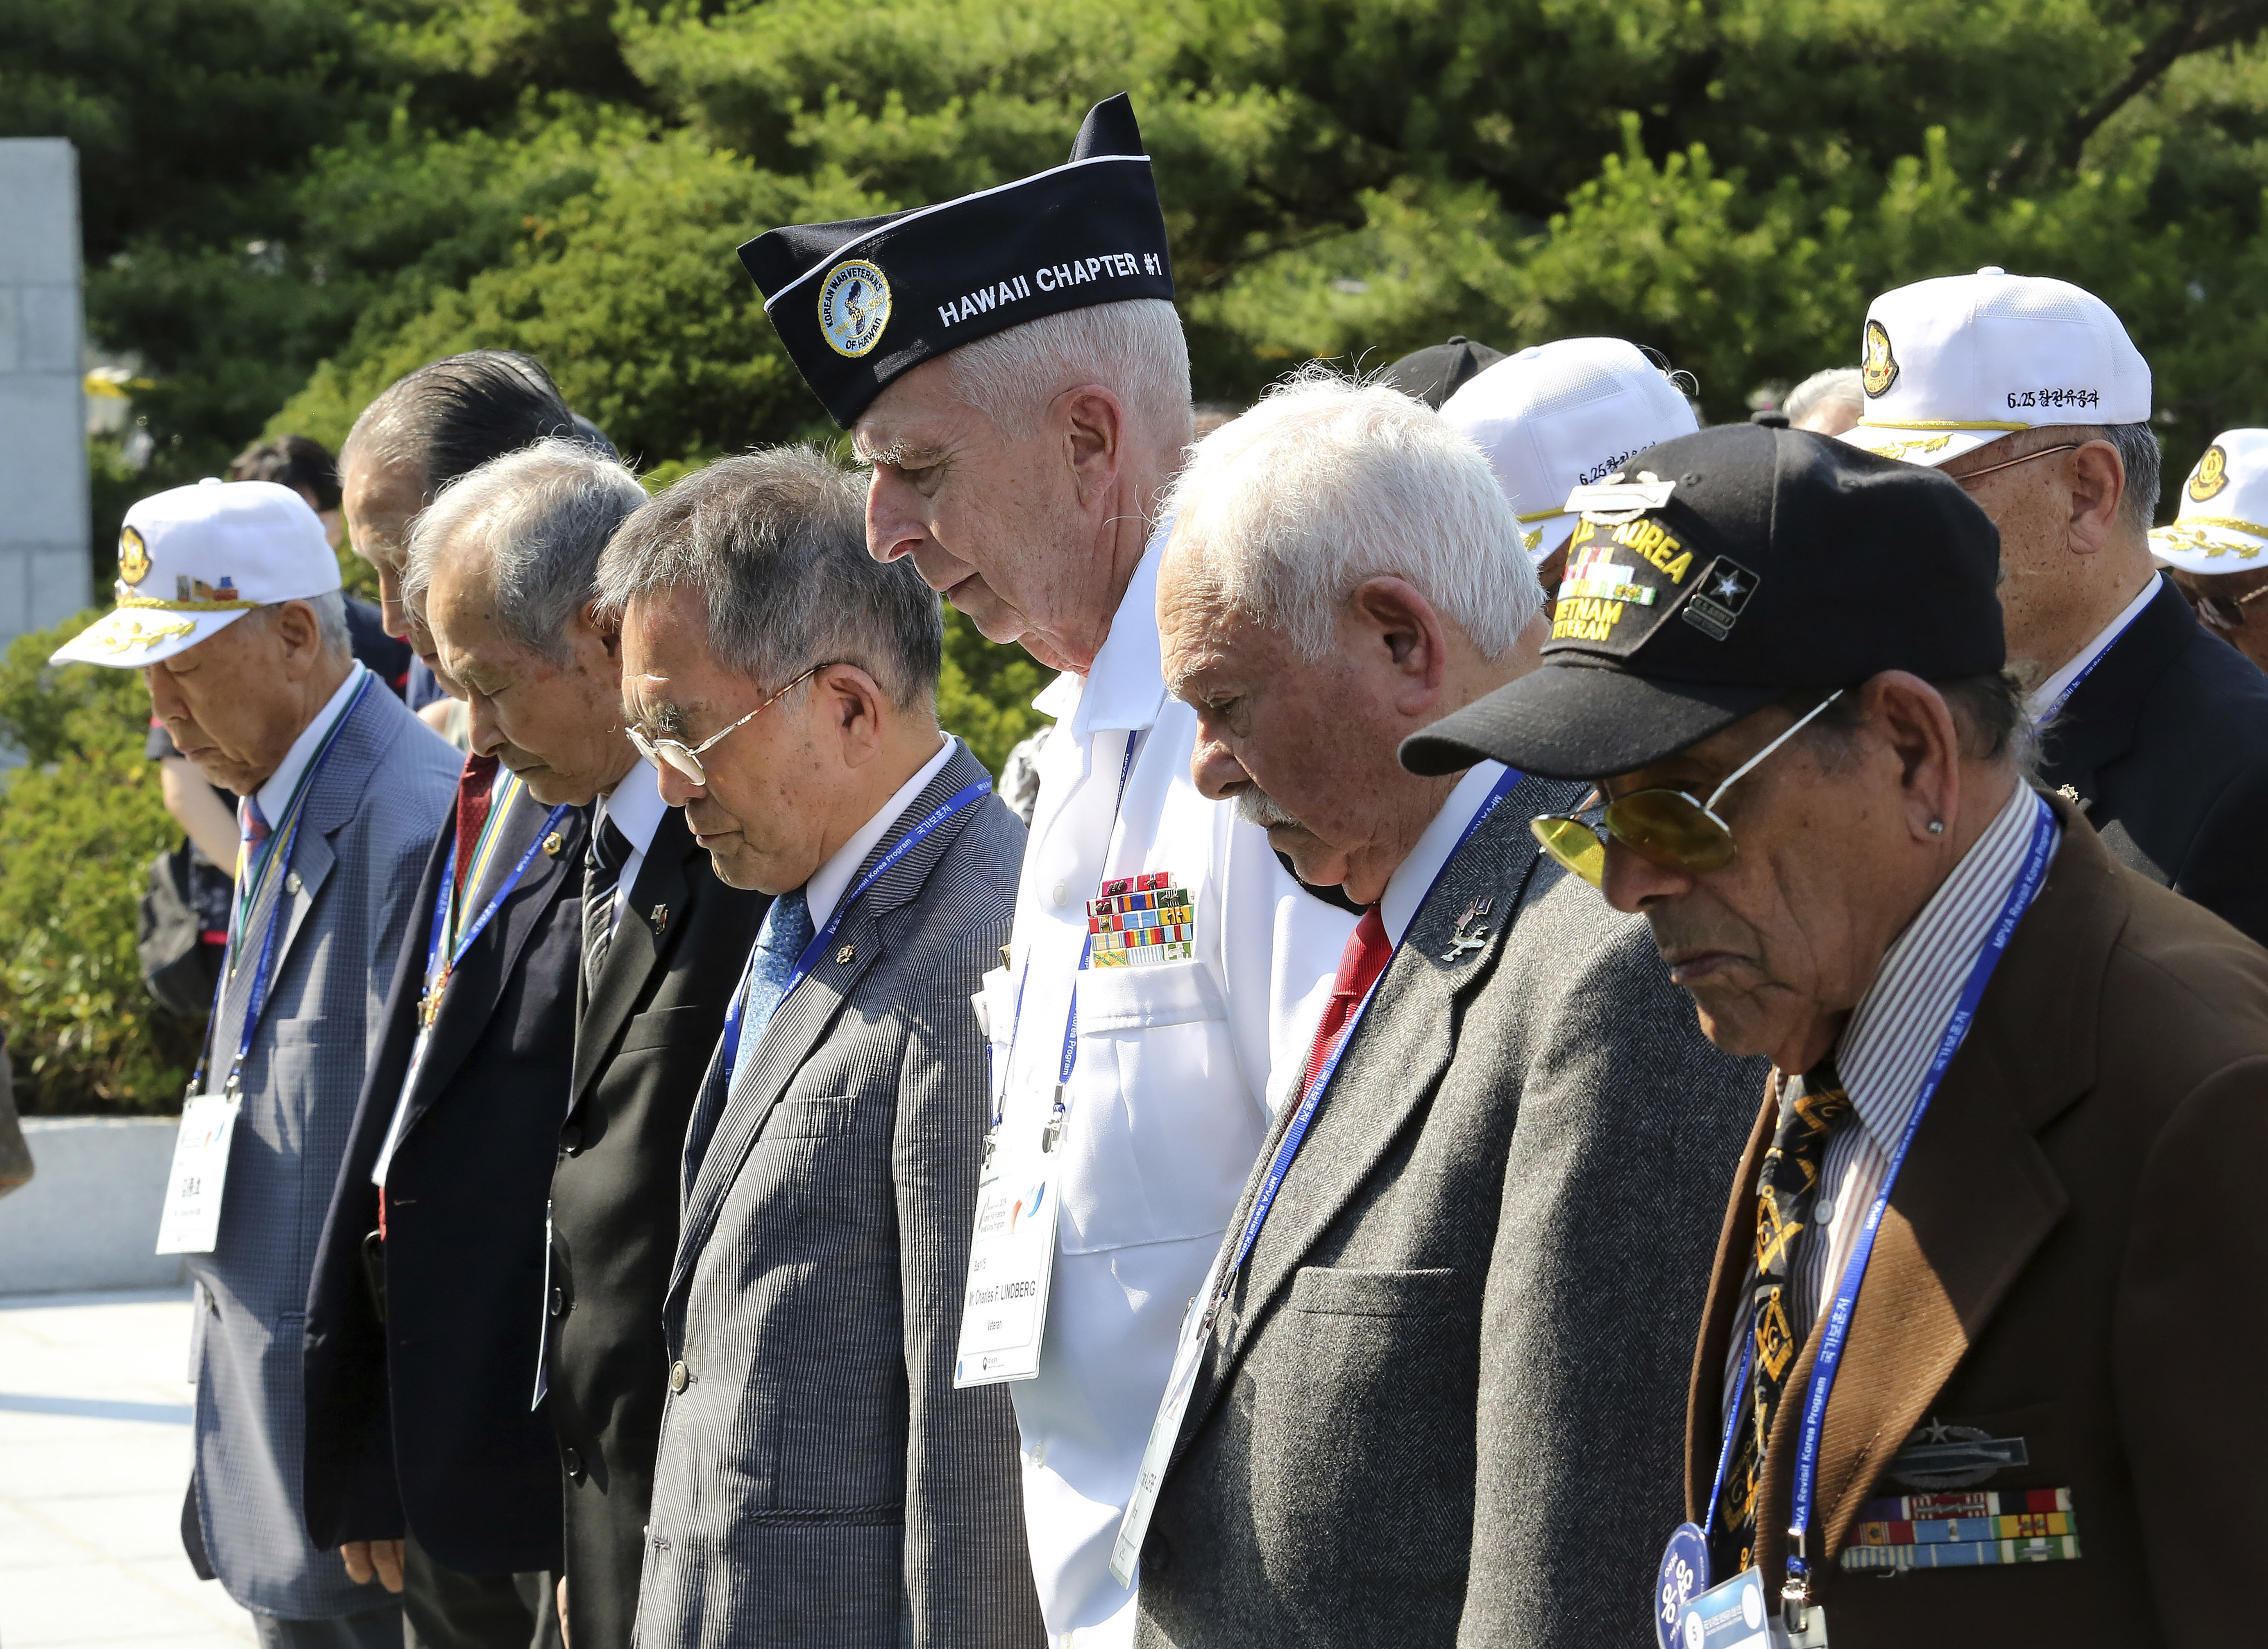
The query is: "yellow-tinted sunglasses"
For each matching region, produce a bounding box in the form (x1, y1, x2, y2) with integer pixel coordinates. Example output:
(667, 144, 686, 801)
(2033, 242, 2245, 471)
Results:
(1530, 690, 1845, 888)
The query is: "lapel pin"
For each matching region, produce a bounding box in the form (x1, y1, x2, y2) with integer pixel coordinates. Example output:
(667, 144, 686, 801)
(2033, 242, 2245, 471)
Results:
(836, 945, 856, 965)
(543, 831, 565, 858)
(1441, 898, 1493, 963)
(2055, 783, 2093, 815)
(650, 903, 670, 933)
(285, 870, 304, 896)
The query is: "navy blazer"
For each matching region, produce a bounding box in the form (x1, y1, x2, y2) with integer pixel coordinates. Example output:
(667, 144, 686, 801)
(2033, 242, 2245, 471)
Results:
(302, 782, 586, 1574)
(2039, 577, 2268, 946)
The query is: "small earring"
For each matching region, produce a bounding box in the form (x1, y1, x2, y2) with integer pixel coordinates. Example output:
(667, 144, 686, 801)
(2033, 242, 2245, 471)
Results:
(1927, 819, 1945, 835)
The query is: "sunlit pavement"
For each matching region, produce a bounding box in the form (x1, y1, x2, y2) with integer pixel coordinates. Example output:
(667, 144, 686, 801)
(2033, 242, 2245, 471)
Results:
(0, 1288, 255, 1649)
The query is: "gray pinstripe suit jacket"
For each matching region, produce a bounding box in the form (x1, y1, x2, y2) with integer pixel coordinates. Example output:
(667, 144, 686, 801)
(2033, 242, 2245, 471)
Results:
(1133, 776, 1768, 1648)
(635, 742, 1045, 1649)
(184, 679, 459, 1617)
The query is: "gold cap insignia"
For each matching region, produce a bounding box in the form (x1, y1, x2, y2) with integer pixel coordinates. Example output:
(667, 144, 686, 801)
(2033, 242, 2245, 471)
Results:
(1862, 319, 1898, 398)
(818, 260, 892, 359)
(2190, 444, 2230, 503)
(118, 526, 152, 586)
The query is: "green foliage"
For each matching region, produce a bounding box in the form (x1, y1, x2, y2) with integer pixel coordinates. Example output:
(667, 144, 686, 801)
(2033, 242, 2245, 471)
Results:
(0, 618, 201, 1114)
(937, 608, 1049, 776)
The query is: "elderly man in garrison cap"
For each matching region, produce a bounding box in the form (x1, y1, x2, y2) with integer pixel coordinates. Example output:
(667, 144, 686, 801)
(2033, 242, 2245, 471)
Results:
(594, 449, 1039, 1647)
(739, 93, 1356, 1642)
(1117, 374, 1760, 1649)
(1410, 424, 2268, 1648)
(301, 442, 652, 1649)
(1439, 335, 1699, 601)
(1839, 269, 2268, 945)
(54, 482, 456, 1649)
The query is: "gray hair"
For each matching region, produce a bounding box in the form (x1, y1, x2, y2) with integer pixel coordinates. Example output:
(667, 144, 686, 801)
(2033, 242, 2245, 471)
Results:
(260, 590, 350, 660)
(941, 298, 1194, 450)
(593, 447, 943, 710)
(339, 349, 581, 497)
(1784, 367, 1863, 429)
(1163, 366, 1544, 662)
(402, 438, 648, 659)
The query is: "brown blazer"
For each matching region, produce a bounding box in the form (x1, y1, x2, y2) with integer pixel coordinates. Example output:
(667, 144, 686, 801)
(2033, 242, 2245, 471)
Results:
(1684, 791, 2268, 1647)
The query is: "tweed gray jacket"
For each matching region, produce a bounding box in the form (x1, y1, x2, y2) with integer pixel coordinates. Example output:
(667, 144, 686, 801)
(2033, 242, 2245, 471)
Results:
(634, 743, 1046, 1649)
(184, 680, 459, 1617)
(1132, 775, 1767, 1648)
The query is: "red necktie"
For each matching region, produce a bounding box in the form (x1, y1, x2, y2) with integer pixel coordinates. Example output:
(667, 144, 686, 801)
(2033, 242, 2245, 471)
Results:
(1300, 904, 1393, 1100)
(451, 753, 501, 897)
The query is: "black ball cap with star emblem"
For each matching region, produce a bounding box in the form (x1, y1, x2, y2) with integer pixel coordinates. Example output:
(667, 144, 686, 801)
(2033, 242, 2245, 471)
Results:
(1401, 423, 2006, 781)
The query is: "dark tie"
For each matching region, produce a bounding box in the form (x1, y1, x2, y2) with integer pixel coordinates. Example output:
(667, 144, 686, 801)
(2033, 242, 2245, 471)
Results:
(582, 817, 631, 996)
(451, 752, 501, 898)
(1714, 1059, 1853, 1578)
(1299, 903, 1393, 1100)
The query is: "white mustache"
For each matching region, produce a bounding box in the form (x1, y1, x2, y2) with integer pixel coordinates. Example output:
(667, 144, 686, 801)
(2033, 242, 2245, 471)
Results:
(1235, 785, 1305, 832)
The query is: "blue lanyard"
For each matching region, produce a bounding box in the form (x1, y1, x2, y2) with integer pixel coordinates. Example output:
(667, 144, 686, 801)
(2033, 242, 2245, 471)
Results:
(191, 673, 374, 1096)
(2036, 584, 2152, 727)
(419, 781, 575, 1023)
(994, 729, 1140, 1127)
(1717, 791, 2058, 1600)
(716, 776, 995, 1077)
(1207, 766, 1523, 1322)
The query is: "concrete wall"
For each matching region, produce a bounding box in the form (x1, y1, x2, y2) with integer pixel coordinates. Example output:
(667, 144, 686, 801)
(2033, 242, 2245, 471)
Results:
(0, 138, 91, 644)
(0, 1117, 187, 1294)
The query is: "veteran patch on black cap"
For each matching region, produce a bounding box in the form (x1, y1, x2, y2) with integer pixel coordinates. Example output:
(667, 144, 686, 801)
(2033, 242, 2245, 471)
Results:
(1400, 424, 2007, 781)
(741, 93, 1175, 427)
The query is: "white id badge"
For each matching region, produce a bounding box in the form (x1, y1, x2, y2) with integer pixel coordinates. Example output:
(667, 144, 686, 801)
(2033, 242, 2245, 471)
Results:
(155, 1092, 242, 1255)
(1676, 1569, 1829, 1649)
(1109, 1278, 1214, 1586)
(953, 1116, 1061, 1387)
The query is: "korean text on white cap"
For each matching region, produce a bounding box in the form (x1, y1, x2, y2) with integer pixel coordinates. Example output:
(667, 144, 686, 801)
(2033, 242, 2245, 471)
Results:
(1439, 337, 1699, 566)
(1838, 267, 2151, 469)
(52, 479, 341, 669)
(2152, 429, 2268, 574)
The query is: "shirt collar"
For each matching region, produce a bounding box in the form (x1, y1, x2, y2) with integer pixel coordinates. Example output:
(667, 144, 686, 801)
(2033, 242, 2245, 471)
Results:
(1066, 517, 1174, 741)
(255, 662, 367, 826)
(596, 753, 668, 858)
(1378, 760, 1510, 946)
(2026, 571, 2162, 720)
(1834, 779, 2046, 1151)
(803, 733, 957, 932)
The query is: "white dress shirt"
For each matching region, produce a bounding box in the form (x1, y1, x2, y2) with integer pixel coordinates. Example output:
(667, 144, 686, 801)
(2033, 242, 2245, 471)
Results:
(2026, 571, 2161, 721)
(997, 534, 1356, 1646)
(1721, 780, 2056, 1434)
(593, 753, 668, 934)
(252, 662, 368, 829)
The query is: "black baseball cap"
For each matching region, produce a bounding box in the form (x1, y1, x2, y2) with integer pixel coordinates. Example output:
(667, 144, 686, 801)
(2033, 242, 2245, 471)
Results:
(742, 94, 1174, 427)
(1376, 335, 1506, 410)
(1400, 424, 2004, 781)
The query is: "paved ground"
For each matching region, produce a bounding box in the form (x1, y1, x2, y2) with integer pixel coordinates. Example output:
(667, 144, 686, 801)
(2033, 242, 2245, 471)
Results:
(0, 1288, 255, 1649)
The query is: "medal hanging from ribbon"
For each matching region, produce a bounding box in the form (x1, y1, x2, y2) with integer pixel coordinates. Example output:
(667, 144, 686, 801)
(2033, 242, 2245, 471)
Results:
(417, 770, 575, 1030)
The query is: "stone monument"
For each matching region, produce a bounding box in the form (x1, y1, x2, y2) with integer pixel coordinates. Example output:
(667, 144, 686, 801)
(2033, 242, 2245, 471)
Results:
(0, 138, 89, 644)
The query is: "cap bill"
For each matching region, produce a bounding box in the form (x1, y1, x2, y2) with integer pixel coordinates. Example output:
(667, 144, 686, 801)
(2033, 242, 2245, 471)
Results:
(49, 606, 250, 668)
(2150, 518, 2268, 574)
(1837, 422, 2010, 469)
(1400, 661, 1780, 781)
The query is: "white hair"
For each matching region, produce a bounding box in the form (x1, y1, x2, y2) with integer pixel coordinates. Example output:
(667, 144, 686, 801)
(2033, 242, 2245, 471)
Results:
(943, 298, 1194, 449)
(403, 437, 647, 659)
(1784, 366, 1864, 428)
(1163, 367, 1543, 660)
(260, 590, 350, 659)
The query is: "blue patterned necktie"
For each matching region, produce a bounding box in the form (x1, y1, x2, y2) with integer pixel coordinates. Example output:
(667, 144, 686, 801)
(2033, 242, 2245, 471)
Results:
(728, 888, 813, 1091)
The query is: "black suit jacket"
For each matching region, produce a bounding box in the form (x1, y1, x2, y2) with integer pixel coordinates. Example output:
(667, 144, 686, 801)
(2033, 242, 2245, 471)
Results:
(303, 785, 587, 1574)
(2040, 577, 2268, 945)
(545, 805, 766, 1649)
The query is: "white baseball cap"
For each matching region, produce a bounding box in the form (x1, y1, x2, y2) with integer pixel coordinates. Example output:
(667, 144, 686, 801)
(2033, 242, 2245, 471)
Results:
(1839, 267, 2151, 468)
(52, 479, 341, 668)
(1439, 337, 1699, 564)
(2151, 429, 2268, 573)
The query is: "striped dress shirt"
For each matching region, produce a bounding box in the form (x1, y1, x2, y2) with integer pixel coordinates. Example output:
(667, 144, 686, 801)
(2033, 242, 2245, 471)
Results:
(1723, 780, 2058, 1436)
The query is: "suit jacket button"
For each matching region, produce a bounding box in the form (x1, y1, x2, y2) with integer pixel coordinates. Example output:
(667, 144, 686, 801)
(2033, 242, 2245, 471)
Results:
(563, 1447, 584, 1481)
(669, 1360, 688, 1394)
(549, 1286, 566, 1317)
(560, 1125, 582, 1155)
